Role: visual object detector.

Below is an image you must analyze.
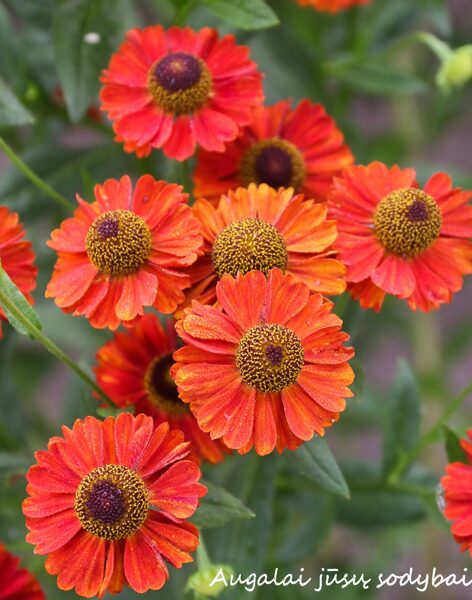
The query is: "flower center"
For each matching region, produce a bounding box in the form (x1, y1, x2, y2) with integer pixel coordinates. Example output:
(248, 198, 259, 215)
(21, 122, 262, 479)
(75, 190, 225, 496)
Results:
(148, 52, 212, 115)
(240, 138, 306, 190)
(74, 464, 148, 540)
(144, 354, 188, 415)
(374, 188, 442, 257)
(236, 323, 304, 392)
(85, 209, 152, 276)
(212, 217, 288, 279)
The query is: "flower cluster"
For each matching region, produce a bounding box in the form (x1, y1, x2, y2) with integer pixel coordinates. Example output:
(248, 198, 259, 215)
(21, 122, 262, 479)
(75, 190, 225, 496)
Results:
(1, 13, 468, 599)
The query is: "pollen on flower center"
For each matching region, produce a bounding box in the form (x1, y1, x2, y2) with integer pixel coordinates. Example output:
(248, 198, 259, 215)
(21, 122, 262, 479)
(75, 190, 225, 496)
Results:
(144, 354, 188, 415)
(240, 138, 306, 190)
(148, 52, 212, 115)
(236, 323, 304, 392)
(85, 209, 152, 276)
(374, 188, 442, 257)
(74, 464, 148, 540)
(212, 217, 288, 278)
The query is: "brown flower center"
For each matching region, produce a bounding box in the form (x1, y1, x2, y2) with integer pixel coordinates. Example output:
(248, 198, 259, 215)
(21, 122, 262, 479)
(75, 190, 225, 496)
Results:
(144, 354, 188, 415)
(236, 323, 304, 392)
(374, 188, 442, 257)
(212, 217, 288, 279)
(85, 209, 152, 276)
(74, 464, 148, 540)
(240, 138, 306, 190)
(148, 52, 212, 114)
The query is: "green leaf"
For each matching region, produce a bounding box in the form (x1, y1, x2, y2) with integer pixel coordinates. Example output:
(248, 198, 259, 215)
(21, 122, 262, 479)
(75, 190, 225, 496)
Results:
(208, 454, 278, 599)
(52, 0, 129, 122)
(283, 437, 350, 498)
(192, 480, 255, 529)
(335, 463, 426, 529)
(271, 491, 334, 563)
(443, 425, 469, 464)
(0, 266, 41, 337)
(325, 57, 427, 95)
(0, 76, 34, 127)
(202, 0, 279, 31)
(383, 360, 422, 475)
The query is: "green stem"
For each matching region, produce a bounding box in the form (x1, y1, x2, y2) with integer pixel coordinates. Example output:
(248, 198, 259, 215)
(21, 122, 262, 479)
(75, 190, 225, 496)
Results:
(0, 136, 73, 210)
(196, 533, 213, 571)
(388, 379, 472, 483)
(0, 287, 114, 407)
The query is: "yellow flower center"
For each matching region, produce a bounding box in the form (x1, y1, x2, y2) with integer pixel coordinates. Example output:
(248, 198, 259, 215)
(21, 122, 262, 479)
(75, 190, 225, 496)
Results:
(148, 52, 212, 114)
(240, 138, 306, 190)
(212, 217, 288, 279)
(236, 323, 304, 392)
(374, 188, 442, 257)
(144, 354, 188, 415)
(74, 464, 148, 540)
(85, 209, 152, 276)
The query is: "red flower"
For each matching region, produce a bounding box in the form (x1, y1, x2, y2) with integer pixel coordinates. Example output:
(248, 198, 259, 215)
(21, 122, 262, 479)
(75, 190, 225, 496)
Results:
(95, 314, 229, 464)
(0, 206, 37, 337)
(100, 26, 264, 160)
(296, 0, 369, 13)
(23, 413, 206, 597)
(172, 268, 354, 456)
(441, 431, 472, 556)
(329, 162, 472, 311)
(180, 183, 346, 315)
(0, 543, 44, 599)
(194, 100, 353, 205)
(46, 175, 202, 330)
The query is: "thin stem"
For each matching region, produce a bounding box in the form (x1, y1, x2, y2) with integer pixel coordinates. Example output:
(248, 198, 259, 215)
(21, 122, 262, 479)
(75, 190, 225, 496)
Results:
(0, 287, 114, 407)
(196, 533, 213, 571)
(174, 0, 198, 26)
(388, 379, 472, 483)
(0, 136, 73, 210)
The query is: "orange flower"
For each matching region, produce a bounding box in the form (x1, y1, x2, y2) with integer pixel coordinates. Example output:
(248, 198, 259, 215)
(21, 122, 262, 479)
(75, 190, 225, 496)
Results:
(95, 314, 229, 464)
(0, 543, 44, 599)
(441, 431, 472, 556)
(0, 206, 37, 337)
(100, 26, 264, 160)
(172, 269, 354, 455)
(194, 100, 353, 205)
(23, 413, 206, 597)
(46, 175, 202, 330)
(329, 162, 472, 311)
(180, 184, 346, 314)
(296, 0, 369, 13)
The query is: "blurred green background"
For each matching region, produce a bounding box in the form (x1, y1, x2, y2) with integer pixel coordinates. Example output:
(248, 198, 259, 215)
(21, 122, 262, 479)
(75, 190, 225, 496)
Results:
(0, 0, 471, 598)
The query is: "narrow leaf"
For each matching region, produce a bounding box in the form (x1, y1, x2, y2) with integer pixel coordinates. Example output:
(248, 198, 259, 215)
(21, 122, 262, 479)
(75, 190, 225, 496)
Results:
(443, 425, 469, 464)
(192, 480, 255, 529)
(0, 266, 41, 336)
(283, 437, 350, 498)
(383, 359, 421, 475)
(0, 76, 34, 127)
(202, 0, 279, 31)
(52, 0, 128, 122)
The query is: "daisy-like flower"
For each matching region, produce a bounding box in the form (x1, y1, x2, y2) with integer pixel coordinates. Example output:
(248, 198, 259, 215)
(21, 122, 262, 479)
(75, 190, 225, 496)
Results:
(0, 206, 37, 337)
(46, 175, 202, 330)
(100, 25, 264, 160)
(441, 430, 472, 556)
(194, 100, 353, 205)
(95, 314, 229, 464)
(0, 543, 44, 599)
(172, 268, 354, 455)
(296, 0, 369, 13)
(23, 413, 206, 597)
(180, 183, 346, 314)
(329, 162, 472, 311)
